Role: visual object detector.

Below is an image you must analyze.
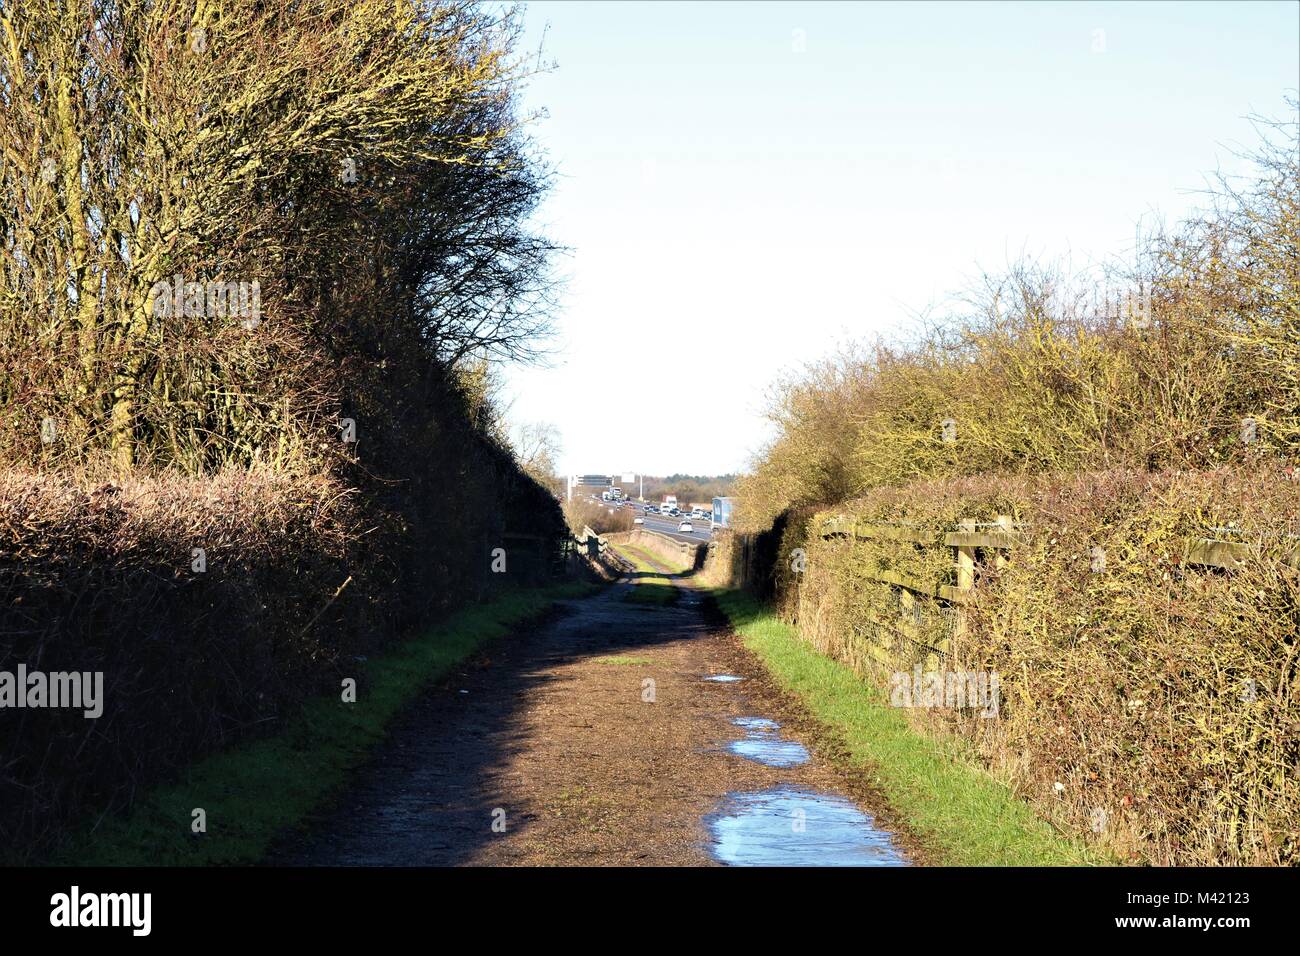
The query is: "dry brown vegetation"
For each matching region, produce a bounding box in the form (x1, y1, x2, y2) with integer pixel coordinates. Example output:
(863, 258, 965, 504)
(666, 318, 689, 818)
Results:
(0, 1, 566, 857)
(740, 104, 1299, 527)
(727, 102, 1299, 865)
(760, 468, 1298, 865)
(564, 497, 634, 536)
(1, 468, 358, 851)
(1, 0, 553, 472)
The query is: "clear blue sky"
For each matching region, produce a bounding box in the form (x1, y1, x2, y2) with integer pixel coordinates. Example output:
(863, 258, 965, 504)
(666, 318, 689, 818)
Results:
(498, 0, 1299, 478)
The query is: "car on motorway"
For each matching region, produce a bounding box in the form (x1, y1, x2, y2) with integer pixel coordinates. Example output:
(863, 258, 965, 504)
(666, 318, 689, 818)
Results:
(634, 516, 644, 525)
(678, 520, 693, 533)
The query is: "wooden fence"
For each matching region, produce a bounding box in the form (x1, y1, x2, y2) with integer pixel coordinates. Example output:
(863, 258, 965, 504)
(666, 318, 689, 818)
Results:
(814, 513, 1276, 669)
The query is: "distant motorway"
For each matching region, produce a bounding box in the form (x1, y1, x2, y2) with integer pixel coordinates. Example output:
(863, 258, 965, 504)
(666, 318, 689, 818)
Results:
(584, 496, 715, 543)
(637, 509, 714, 543)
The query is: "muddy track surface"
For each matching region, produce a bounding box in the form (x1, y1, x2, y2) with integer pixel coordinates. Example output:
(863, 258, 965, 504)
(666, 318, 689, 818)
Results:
(272, 569, 914, 866)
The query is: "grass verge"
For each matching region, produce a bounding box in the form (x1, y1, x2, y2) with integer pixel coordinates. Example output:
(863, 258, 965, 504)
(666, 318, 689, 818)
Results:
(609, 543, 681, 604)
(709, 587, 1104, 866)
(47, 581, 597, 866)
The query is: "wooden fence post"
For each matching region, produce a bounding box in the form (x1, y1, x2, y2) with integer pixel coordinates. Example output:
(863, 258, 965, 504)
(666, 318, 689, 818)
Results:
(952, 517, 977, 644)
(993, 514, 1012, 570)
(955, 517, 977, 589)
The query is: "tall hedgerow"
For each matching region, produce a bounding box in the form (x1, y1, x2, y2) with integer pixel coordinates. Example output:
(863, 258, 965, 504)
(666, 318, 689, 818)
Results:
(0, 0, 553, 474)
(739, 100, 1299, 528)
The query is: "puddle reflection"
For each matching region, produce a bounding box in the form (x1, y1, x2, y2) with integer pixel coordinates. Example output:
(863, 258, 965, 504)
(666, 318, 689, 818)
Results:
(709, 786, 908, 867)
(727, 716, 809, 768)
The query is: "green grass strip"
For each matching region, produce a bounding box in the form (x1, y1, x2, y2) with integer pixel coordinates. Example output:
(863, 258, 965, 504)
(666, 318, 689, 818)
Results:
(48, 582, 596, 866)
(609, 543, 680, 603)
(708, 587, 1104, 866)
(621, 541, 690, 575)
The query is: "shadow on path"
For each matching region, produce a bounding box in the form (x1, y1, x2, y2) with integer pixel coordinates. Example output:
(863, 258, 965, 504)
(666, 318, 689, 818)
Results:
(271, 583, 711, 865)
(270, 572, 912, 867)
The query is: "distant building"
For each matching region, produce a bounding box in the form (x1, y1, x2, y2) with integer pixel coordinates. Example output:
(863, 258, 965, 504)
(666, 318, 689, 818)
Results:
(567, 474, 612, 501)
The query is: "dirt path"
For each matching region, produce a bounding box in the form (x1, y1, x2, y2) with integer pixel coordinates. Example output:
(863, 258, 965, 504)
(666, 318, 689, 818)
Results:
(273, 569, 916, 866)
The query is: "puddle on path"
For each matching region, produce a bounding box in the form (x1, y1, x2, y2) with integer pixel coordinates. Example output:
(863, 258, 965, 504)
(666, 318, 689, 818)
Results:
(727, 716, 809, 768)
(701, 673, 905, 865)
(709, 786, 908, 867)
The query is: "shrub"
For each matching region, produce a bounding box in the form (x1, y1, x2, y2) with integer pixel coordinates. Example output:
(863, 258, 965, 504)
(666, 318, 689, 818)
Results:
(738, 101, 1299, 529)
(0, 469, 361, 855)
(773, 466, 1298, 865)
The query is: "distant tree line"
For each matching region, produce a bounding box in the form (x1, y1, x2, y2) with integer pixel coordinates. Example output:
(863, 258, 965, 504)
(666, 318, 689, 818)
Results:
(639, 474, 737, 505)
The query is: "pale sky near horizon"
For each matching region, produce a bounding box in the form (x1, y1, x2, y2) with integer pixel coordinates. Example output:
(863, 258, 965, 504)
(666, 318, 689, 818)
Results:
(498, 0, 1299, 478)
